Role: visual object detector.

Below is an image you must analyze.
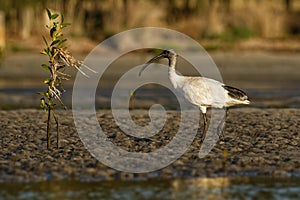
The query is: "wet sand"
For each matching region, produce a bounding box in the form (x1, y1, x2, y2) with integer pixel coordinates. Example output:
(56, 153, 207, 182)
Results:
(1, 108, 299, 182)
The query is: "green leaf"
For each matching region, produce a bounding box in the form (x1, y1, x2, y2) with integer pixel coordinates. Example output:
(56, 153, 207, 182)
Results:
(51, 39, 60, 46)
(37, 92, 47, 97)
(40, 97, 45, 108)
(37, 92, 50, 99)
(55, 32, 63, 38)
(51, 13, 59, 20)
(61, 14, 64, 24)
(50, 48, 56, 57)
(46, 8, 51, 20)
(41, 64, 51, 71)
(49, 100, 54, 107)
(61, 23, 71, 28)
(50, 27, 57, 38)
(42, 35, 48, 46)
(44, 78, 51, 84)
(42, 47, 50, 55)
(57, 39, 67, 47)
(40, 50, 48, 55)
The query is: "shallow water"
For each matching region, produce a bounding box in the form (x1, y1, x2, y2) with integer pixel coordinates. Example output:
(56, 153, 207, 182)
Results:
(1, 177, 300, 200)
(0, 52, 300, 109)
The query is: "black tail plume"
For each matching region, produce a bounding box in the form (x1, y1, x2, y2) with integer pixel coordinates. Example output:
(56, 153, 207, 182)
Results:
(223, 85, 249, 101)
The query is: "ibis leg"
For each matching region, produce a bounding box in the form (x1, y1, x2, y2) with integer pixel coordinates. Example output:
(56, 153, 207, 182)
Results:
(217, 109, 228, 140)
(201, 113, 208, 142)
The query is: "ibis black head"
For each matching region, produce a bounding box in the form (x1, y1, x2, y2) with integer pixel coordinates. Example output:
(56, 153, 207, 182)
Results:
(138, 49, 177, 76)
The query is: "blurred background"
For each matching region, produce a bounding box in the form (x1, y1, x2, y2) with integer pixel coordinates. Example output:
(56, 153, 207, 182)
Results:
(1, 0, 300, 52)
(0, 0, 300, 109)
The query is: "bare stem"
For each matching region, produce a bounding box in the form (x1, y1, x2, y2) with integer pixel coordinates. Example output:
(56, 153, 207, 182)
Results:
(46, 108, 51, 149)
(53, 111, 59, 149)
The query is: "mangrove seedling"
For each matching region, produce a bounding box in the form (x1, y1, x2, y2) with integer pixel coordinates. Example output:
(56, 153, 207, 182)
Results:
(39, 9, 96, 149)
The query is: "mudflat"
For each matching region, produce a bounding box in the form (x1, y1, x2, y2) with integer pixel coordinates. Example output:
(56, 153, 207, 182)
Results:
(1, 108, 299, 182)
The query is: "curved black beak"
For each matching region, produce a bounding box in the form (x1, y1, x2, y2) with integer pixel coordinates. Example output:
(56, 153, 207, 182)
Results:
(138, 51, 168, 76)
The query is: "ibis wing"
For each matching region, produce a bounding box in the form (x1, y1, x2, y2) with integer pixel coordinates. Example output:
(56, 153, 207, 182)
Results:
(180, 77, 226, 107)
(222, 85, 248, 101)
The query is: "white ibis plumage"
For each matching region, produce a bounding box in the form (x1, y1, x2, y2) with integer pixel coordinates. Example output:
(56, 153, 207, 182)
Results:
(139, 49, 250, 141)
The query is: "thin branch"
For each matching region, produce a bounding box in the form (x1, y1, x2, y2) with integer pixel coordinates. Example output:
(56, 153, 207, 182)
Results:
(53, 111, 59, 149)
(46, 108, 51, 149)
(48, 87, 64, 106)
(80, 63, 98, 74)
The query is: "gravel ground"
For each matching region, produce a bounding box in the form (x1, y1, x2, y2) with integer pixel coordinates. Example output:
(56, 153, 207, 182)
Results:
(0, 108, 300, 182)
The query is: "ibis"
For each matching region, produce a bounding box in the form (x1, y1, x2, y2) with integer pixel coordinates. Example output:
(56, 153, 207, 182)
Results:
(139, 49, 250, 141)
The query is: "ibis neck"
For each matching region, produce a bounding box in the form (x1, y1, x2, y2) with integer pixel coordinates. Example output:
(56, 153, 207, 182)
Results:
(168, 56, 176, 70)
(168, 56, 182, 88)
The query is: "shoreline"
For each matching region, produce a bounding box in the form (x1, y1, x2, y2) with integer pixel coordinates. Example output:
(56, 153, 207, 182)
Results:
(1, 108, 300, 182)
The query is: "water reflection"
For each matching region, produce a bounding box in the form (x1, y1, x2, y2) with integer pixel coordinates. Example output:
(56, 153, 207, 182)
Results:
(1, 177, 300, 200)
(171, 177, 231, 200)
